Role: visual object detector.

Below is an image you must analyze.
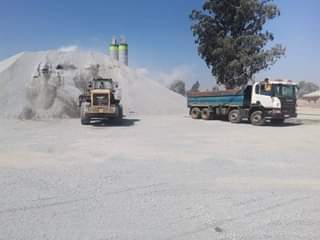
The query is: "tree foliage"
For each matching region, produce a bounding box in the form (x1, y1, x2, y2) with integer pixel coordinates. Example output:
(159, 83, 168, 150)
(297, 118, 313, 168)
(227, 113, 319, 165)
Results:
(169, 80, 186, 96)
(190, 0, 285, 88)
(190, 81, 200, 92)
(297, 81, 319, 98)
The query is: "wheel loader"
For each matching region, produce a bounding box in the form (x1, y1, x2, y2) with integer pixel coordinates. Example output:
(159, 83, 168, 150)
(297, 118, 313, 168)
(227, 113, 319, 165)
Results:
(79, 78, 123, 125)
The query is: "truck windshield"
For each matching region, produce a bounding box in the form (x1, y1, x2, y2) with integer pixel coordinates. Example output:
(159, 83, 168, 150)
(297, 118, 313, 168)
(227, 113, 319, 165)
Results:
(273, 84, 296, 98)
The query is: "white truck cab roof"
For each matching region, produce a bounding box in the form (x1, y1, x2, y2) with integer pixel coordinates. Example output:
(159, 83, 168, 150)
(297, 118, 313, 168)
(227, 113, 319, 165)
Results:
(264, 79, 297, 86)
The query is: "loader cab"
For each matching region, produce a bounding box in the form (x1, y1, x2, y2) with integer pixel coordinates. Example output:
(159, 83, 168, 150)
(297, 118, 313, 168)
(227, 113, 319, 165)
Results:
(93, 78, 113, 90)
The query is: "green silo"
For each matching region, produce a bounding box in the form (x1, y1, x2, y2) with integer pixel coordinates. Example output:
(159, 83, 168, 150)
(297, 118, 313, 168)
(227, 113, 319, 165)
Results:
(109, 36, 119, 61)
(118, 36, 128, 66)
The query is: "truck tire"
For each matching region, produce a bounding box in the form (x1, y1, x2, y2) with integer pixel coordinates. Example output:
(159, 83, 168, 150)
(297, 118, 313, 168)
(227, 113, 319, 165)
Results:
(228, 109, 241, 123)
(191, 107, 201, 119)
(201, 108, 211, 120)
(250, 111, 265, 126)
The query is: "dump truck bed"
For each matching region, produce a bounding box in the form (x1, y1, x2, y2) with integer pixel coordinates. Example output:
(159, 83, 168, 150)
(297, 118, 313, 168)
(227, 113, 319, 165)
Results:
(187, 90, 245, 107)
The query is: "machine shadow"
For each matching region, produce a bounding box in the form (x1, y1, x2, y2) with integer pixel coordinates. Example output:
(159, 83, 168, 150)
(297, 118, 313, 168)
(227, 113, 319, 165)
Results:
(263, 121, 303, 127)
(224, 119, 303, 127)
(239, 119, 303, 127)
(91, 118, 140, 127)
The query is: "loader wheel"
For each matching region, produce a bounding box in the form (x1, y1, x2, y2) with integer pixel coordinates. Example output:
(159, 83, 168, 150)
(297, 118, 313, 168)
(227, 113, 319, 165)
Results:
(117, 105, 123, 119)
(228, 109, 241, 123)
(201, 108, 211, 120)
(250, 111, 265, 126)
(81, 116, 91, 125)
(190, 107, 201, 119)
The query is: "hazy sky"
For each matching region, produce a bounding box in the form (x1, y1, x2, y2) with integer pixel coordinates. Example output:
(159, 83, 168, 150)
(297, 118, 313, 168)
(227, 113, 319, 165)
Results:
(0, 0, 319, 88)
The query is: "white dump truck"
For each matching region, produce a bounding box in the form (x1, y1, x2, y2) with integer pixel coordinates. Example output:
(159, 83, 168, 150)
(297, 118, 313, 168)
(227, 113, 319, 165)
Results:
(187, 79, 298, 125)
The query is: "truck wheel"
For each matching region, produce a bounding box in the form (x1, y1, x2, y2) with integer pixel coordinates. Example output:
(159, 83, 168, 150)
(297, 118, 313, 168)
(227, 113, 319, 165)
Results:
(250, 111, 265, 126)
(228, 109, 241, 123)
(190, 107, 201, 119)
(201, 108, 211, 120)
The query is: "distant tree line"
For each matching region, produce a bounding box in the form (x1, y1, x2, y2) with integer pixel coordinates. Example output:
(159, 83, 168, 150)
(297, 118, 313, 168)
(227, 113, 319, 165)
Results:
(297, 81, 319, 98)
(169, 80, 201, 96)
(169, 80, 186, 96)
(169, 79, 320, 98)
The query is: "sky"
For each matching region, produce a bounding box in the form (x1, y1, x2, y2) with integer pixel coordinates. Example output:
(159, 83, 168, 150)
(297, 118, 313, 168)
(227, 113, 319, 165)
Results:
(0, 0, 319, 89)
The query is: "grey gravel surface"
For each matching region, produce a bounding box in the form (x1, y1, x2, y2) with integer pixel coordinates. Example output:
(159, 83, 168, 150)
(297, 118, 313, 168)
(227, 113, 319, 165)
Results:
(0, 112, 320, 239)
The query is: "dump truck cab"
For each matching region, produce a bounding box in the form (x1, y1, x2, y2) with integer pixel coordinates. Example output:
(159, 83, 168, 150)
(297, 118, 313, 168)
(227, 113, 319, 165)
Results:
(79, 78, 122, 125)
(251, 79, 297, 121)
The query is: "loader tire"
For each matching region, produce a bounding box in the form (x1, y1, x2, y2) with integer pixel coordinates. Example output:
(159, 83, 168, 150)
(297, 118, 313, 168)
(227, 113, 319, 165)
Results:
(81, 115, 90, 125)
(118, 105, 123, 119)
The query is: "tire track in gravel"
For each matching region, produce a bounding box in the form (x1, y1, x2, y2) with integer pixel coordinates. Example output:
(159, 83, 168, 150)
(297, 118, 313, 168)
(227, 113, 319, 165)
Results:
(162, 195, 312, 240)
(144, 193, 233, 233)
(0, 182, 167, 215)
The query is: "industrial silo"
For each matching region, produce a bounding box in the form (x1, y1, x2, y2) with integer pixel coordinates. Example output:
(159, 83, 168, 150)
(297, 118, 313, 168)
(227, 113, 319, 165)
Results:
(109, 36, 119, 61)
(118, 36, 128, 66)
